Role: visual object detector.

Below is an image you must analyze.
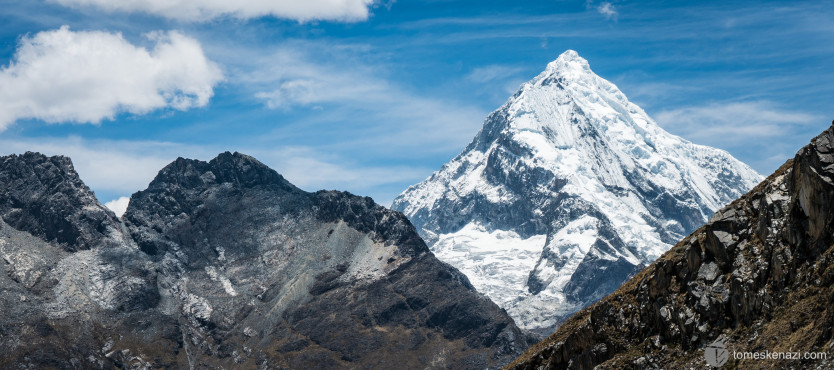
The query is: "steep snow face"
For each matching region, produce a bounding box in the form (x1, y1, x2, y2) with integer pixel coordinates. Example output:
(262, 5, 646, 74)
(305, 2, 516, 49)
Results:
(392, 50, 762, 334)
(433, 223, 546, 309)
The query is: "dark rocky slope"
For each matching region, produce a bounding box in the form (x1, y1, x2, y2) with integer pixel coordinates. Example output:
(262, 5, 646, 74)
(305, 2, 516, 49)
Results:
(0, 153, 161, 367)
(508, 123, 834, 369)
(0, 151, 533, 369)
(0, 153, 125, 251)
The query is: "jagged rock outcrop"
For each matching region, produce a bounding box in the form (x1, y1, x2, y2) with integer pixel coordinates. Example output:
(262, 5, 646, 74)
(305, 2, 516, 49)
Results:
(508, 122, 834, 369)
(0, 151, 533, 369)
(0, 152, 125, 251)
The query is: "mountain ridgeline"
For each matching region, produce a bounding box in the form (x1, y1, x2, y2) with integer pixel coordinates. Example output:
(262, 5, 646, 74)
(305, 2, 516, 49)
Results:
(0, 151, 533, 369)
(392, 50, 761, 334)
(509, 122, 834, 369)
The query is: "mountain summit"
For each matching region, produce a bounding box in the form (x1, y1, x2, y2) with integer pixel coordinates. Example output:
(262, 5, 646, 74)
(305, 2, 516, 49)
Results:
(392, 50, 761, 334)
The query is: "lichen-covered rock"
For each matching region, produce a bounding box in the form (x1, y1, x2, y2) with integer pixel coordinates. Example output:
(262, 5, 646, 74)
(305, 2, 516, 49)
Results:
(508, 122, 834, 369)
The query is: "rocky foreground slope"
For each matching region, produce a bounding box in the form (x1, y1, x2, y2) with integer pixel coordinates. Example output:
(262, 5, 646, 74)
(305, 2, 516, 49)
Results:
(393, 50, 760, 334)
(508, 122, 834, 369)
(0, 151, 533, 369)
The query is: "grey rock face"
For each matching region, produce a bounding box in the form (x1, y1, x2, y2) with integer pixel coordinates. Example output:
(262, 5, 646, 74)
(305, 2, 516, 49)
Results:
(508, 122, 834, 370)
(0, 152, 124, 251)
(0, 153, 161, 367)
(1, 151, 533, 369)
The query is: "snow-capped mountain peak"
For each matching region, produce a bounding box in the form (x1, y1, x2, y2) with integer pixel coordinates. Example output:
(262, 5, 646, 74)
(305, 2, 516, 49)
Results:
(544, 49, 591, 75)
(392, 50, 761, 334)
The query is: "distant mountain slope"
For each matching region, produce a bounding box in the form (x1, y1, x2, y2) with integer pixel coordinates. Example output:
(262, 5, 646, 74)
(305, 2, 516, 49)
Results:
(392, 50, 761, 334)
(0, 151, 533, 369)
(508, 122, 834, 369)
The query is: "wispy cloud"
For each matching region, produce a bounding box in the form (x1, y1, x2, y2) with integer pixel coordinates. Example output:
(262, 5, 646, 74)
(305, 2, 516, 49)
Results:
(392, 2, 834, 57)
(596, 2, 618, 21)
(653, 101, 820, 147)
(232, 40, 487, 154)
(465, 65, 525, 84)
(250, 47, 390, 110)
(0, 26, 222, 130)
(49, 0, 378, 22)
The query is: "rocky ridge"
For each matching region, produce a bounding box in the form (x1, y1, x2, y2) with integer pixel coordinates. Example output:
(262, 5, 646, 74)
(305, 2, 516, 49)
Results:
(0, 151, 533, 369)
(0, 153, 127, 251)
(508, 122, 834, 369)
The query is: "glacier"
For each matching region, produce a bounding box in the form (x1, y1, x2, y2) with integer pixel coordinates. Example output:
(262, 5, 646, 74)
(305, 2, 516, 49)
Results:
(392, 50, 762, 334)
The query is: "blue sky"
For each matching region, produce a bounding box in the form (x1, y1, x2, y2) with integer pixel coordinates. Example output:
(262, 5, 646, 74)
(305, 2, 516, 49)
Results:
(1, 0, 832, 211)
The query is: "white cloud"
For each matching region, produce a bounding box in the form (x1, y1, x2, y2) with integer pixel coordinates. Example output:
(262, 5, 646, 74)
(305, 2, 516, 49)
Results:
(0, 26, 223, 130)
(104, 196, 130, 218)
(244, 43, 486, 153)
(597, 2, 618, 21)
(653, 101, 819, 147)
(50, 0, 377, 22)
